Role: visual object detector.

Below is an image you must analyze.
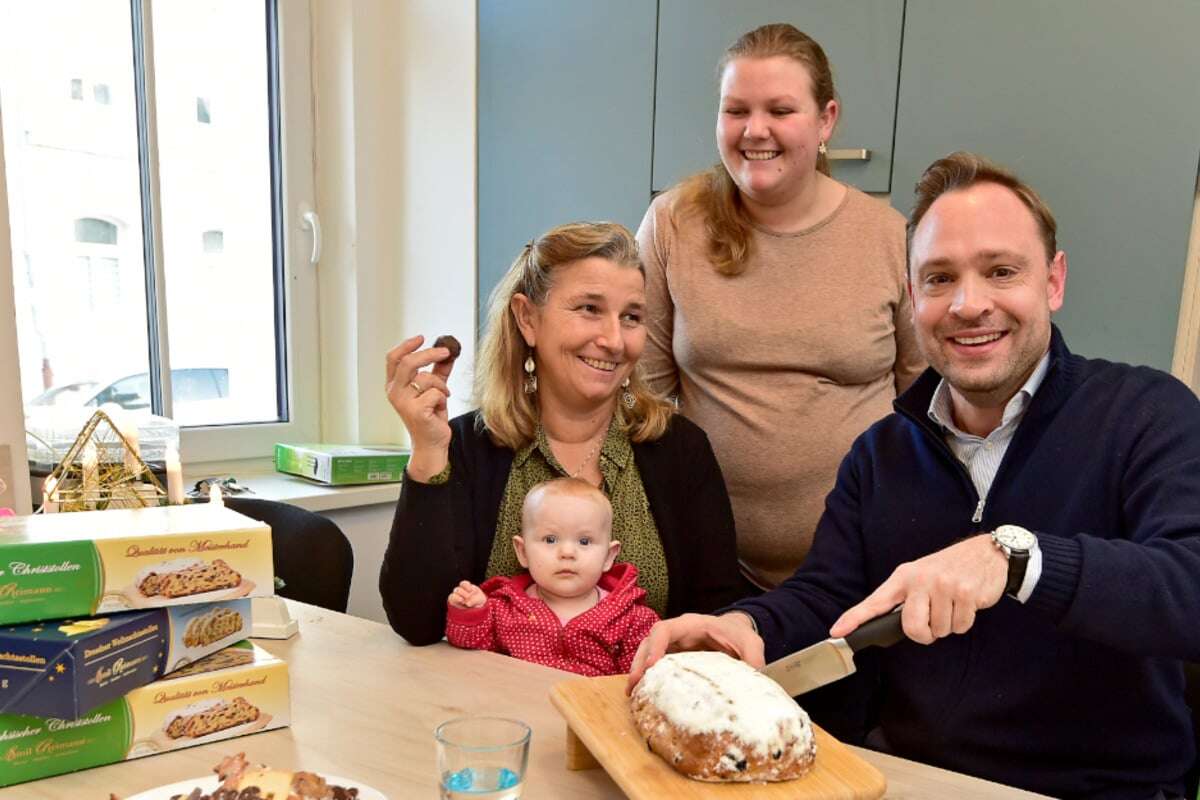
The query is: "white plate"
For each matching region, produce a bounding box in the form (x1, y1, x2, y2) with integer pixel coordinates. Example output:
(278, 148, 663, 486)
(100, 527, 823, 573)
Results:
(126, 773, 387, 800)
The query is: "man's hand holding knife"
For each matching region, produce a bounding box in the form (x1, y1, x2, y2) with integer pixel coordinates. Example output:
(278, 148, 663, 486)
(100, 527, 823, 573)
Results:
(626, 533, 1010, 694)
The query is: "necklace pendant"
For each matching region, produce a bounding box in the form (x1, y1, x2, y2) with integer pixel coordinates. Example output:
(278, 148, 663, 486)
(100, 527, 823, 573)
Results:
(570, 440, 601, 479)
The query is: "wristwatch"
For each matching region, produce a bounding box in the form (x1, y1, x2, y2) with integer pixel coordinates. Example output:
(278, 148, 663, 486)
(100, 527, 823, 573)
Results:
(990, 525, 1038, 599)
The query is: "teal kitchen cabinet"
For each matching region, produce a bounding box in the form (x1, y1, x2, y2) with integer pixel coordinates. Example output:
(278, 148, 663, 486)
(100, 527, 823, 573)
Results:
(477, 0, 656, 327)
(892, 1, 1200, 371)
(652, 0, 904, 193)
(480, 2, 1200, 372)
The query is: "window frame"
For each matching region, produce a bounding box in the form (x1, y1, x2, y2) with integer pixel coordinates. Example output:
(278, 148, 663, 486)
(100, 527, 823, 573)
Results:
(134, 0, 319, 463)
(0, 1, 321, 466)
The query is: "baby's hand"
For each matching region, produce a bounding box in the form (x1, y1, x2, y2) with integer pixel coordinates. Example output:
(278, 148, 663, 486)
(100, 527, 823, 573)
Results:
(448, 580, 486, 609)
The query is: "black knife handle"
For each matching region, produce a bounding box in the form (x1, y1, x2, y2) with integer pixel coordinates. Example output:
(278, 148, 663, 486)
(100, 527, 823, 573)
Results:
(844, 607, 905, 653)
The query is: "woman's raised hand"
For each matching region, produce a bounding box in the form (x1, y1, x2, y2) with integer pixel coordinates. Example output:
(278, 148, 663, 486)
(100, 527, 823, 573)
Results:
(386, 335, 456, 481)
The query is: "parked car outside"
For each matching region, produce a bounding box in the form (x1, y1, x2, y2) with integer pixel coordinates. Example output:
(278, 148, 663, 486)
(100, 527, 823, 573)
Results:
(28, 368, 229, 412)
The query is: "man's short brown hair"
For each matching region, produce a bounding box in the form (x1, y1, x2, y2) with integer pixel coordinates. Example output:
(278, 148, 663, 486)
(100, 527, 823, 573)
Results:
(907, 152, 1058, 263)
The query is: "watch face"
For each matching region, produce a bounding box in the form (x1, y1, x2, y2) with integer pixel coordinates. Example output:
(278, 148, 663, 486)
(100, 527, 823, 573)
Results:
(994, 525, 1036, 551)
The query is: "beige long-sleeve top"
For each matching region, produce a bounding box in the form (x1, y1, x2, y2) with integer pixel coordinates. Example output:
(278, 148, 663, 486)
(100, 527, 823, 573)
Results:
(637, 186, 926, 587)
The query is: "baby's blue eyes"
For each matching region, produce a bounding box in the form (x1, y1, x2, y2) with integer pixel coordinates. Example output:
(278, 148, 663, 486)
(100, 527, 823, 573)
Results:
(579, 537, 591, 546)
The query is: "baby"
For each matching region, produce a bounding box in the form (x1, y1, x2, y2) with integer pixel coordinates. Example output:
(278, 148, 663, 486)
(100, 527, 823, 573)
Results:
(445, 477, 659, 676)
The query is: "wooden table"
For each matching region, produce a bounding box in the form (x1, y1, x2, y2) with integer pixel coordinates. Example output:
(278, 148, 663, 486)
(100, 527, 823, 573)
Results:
(3, 602, 1048, 799)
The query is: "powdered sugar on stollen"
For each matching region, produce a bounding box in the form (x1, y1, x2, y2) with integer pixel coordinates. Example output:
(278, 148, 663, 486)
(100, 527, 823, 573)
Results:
(634, 651, 814, 760)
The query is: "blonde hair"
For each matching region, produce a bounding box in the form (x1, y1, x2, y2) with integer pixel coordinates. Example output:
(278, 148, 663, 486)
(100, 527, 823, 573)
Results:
(474, 221, 675, 450)
(521, 477, 613, 536)
(674, 23, 838, 276)
(908, 151, 1058, 262)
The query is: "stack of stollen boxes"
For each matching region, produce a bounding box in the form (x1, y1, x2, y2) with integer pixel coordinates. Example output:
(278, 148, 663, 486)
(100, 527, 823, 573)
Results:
(0, 503, 292, 787)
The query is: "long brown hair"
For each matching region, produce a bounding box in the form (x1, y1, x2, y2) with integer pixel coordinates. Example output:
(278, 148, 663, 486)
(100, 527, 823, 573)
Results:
(474, 221, 675, 450)
(674, 23, 838, 276)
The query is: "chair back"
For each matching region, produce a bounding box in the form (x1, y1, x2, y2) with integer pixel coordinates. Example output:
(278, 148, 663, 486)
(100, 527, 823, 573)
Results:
(1185, 661, 1200, 799)
(224, 497, 354, 613)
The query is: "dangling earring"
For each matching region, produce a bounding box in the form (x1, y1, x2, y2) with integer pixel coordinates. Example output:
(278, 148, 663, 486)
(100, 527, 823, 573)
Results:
(818, 139, 828, 156)
(621, 377, 635, 410)
(523, 354, 538, 394)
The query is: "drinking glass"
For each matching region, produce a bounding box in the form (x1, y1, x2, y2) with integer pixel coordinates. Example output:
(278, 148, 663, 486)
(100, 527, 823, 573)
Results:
(435, 716, 531, 799)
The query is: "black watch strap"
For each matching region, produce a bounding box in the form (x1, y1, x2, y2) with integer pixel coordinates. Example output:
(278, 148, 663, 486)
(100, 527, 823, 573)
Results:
(1005, 550, 1030, 598)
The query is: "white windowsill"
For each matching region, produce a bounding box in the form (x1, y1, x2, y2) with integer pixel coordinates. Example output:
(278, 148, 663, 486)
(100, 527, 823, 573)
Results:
(184, 459, 401, 513)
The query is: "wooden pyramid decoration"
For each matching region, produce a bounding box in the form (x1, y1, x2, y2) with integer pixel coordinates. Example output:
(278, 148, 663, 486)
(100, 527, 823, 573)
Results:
(39, 409, 167, 513)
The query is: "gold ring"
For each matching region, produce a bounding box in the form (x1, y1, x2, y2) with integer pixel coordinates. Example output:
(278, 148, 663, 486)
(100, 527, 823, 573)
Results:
(410, 381, 422, 393)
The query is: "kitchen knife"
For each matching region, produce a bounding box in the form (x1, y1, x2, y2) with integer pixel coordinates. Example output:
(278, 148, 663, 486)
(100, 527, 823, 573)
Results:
(760, 607, 906, 697)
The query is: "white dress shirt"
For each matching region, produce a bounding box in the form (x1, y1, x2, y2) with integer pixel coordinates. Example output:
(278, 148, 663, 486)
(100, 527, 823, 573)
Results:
(926, 351, 1051, 602)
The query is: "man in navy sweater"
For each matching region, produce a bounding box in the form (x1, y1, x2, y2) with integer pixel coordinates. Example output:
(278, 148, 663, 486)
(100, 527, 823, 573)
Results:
(628, 152, 1200, 799)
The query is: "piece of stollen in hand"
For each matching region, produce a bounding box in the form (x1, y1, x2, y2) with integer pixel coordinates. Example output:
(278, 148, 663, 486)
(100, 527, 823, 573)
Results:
(433, 334, 461, 362)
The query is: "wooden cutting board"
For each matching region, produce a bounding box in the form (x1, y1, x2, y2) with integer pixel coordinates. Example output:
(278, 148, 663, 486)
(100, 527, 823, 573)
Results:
(550, 675, 886, 800)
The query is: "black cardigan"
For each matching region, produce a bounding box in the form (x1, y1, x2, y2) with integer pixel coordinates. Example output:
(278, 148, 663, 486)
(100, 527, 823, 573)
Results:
(380, 411, 743, 645)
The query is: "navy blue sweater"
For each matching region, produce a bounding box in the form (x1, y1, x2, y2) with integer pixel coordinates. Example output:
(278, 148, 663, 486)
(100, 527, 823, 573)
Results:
(734, 328, 1200, 799)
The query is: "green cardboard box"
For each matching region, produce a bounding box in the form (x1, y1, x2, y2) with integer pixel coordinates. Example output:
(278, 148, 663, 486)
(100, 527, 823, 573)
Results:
(274, 443, 410, 485)
(0, 641, 289, 787)
(0, 505, 274, 627)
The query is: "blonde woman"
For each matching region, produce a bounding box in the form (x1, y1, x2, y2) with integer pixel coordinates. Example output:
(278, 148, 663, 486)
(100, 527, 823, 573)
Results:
(381, 221, 743, 645)
(638, 24, 926, 589)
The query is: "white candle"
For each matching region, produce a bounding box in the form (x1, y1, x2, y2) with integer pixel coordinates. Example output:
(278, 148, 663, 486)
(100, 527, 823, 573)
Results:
(124, 424, 141, 475)
(109, 407, 142, 478)
(209, 483, 224, 507)
(81, 442, 99, 509)
(165, 446, 184, 505)
(42, 475, 59, 514)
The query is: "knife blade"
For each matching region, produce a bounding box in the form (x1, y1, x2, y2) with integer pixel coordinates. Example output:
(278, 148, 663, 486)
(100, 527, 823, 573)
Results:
(760, 607, 906, 697)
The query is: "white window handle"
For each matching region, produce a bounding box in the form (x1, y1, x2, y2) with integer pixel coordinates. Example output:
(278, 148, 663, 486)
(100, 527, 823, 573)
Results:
(299, 204, 321, 265)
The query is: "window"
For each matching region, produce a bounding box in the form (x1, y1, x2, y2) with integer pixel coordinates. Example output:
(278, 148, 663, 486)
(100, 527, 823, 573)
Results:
(202, 229, 223, 254)
(0, 1, 317, 460)
(74, 217, 118, 245)
(73, 216, 118, 312)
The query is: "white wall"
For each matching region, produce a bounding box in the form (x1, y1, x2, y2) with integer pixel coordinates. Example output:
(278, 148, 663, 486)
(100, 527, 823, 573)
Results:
(323, 502, 395, 623)
(0, 112, 33, 513)
(312, 0, 477, 447)
(309, 0, 477, 621)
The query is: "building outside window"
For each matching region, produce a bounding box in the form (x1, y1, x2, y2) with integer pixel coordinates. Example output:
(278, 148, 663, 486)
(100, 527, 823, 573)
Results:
(73, 216, 121, 313)
(0, 0, 318, 460)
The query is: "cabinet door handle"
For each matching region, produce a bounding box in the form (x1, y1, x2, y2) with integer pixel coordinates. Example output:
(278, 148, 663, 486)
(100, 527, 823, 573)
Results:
(827, 148, 872, 161)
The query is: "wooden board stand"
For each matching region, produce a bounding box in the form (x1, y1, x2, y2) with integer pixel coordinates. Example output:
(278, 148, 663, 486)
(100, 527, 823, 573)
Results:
(550, 674, 886, 800)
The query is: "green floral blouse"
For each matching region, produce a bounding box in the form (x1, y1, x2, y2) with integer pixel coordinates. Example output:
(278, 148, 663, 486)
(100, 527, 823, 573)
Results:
(483, 419, 669, 615)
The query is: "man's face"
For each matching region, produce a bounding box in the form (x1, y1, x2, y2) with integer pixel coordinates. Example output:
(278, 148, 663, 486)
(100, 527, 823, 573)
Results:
(909, 182, 1067, 410)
